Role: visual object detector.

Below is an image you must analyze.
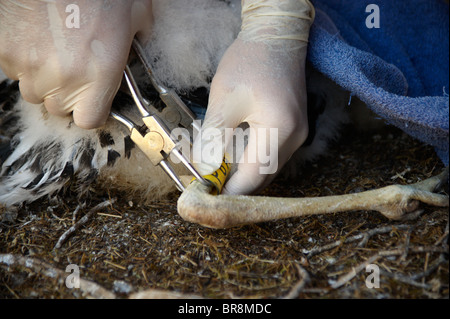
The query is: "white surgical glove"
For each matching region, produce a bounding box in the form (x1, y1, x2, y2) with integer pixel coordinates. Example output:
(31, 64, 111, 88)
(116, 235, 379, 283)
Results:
(193, 0, 315, 195)
(0, 0, 153, 129)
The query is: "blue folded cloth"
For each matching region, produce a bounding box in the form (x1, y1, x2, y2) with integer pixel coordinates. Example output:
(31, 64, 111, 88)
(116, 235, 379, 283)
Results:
(308, 0, 449, 165)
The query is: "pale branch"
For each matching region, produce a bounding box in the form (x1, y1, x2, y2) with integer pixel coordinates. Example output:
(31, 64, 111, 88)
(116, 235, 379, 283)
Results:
(0, 253, 116, 299)
(282, 263, 311, 299)
(330, 254, 381, 289)
(53, 199, 115, 250)
(303, 225, 410, 256)
(0, 253, 207, 299)
(329, 246, 448, 290)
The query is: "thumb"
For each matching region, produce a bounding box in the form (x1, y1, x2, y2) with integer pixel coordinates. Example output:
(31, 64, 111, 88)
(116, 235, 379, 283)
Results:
(192, 112, 229, 177)
(192, 93, 243, 176)
(72, 79, 121, 129)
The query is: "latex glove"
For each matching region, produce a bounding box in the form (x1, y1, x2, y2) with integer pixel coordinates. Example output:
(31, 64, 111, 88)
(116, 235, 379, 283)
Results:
(193, 0, 315, 195)
(0, 0, 153, 129)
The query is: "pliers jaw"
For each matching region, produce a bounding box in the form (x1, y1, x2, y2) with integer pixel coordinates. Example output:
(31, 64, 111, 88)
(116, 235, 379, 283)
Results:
(111, 39, 211, 192)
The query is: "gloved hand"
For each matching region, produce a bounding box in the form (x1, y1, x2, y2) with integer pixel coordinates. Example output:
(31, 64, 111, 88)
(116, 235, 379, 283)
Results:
(193, 0, 315, 195)
(0, 0, 153, 129)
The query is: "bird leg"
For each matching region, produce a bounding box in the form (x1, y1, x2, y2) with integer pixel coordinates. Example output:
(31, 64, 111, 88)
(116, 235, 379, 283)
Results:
(177, 168, 449, 229)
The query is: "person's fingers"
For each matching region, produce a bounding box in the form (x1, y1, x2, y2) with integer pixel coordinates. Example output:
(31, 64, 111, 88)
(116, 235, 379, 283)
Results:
(0, 64, 19, 81)
(70, 79, 121, 129)
(18, 77, 46, 105)
(193, 84, 247, 176)
(131, 0, 154, 44)
(222, 159, 273, 195)
(222, 122, 279, 195)
(0, 42, 21, 81)
(222, 110, 308, 195)
(69, 2, 152, 129)
(193, 111, 229, 176)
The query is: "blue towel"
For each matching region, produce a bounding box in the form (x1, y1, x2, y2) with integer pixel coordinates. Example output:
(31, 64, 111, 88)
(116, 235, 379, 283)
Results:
(308, 0, 449, 165)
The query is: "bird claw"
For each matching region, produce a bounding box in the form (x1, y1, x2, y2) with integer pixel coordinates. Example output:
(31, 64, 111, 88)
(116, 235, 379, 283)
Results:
(376, 168, 449, 221)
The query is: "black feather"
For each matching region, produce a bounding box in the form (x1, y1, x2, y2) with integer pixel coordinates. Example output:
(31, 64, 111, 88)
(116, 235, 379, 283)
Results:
(59, 162, 74, 179)
(98, 130, 115, 148)
(124, 136, 135, 159)
(78, 143, 95, 170)
(107, 150, 121, 167)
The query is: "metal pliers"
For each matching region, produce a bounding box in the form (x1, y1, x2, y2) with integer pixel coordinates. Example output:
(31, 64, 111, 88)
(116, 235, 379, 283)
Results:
(110, 39, 209, 192)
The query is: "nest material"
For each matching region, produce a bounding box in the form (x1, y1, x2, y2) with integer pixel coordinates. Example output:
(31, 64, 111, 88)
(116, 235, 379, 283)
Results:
(0, 124, 448, 299)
